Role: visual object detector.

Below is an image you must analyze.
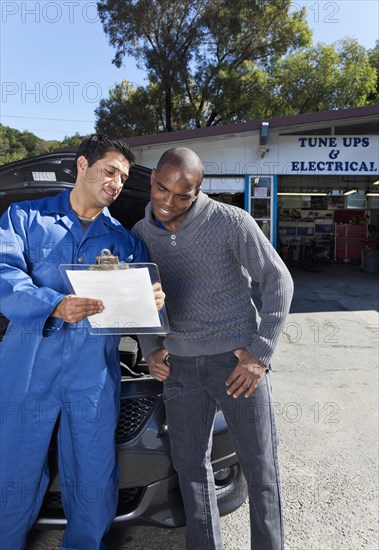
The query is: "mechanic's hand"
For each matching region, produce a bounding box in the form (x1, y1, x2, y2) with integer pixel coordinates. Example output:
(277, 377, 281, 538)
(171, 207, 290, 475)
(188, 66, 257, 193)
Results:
(147, 348, 170, 382)
(152, 283, 165, 310)
(226, 348, 267, 399)
(51, 295, 104, 323)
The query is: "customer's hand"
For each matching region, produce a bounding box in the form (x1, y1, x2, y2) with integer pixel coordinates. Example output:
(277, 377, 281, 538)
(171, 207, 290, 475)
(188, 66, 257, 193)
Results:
(226, 348, 267, 398)
(152, 283, 165, 310)
(147, 348, 170, 381)
(51, 295, 104, 323)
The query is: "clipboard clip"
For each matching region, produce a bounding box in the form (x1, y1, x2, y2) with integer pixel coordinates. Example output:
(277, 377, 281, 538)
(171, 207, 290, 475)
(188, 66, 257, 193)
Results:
(89, 248, 128, 271)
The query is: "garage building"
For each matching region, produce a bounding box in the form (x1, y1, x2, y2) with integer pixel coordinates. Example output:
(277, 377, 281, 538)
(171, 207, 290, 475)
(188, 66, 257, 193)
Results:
(126, 104, 379, 269)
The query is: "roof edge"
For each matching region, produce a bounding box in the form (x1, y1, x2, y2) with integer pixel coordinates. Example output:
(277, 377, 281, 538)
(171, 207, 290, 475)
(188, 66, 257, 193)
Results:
(124, 104, 379, 147)
(51, 104, 379, 153)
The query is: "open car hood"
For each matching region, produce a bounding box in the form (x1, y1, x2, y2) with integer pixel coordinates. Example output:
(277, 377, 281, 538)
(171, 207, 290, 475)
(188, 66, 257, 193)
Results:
(0, 152, 152, 194)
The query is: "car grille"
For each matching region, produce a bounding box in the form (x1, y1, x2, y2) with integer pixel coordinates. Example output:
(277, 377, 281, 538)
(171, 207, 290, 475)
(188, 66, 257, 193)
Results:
(42, 491, 62, 510)
(117, 487, 144, 514)
(38, 396, 158, 518)
(40, 487, 144, 516)
(116, 395, 158, 442)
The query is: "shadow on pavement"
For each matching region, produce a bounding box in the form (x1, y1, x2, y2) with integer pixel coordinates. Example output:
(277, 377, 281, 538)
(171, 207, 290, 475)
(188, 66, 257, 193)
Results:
(252, 262, 378, 314)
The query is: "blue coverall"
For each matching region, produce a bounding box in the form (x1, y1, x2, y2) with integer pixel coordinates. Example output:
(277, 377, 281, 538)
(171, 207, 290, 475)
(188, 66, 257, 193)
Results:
(0, 190, 148, 550)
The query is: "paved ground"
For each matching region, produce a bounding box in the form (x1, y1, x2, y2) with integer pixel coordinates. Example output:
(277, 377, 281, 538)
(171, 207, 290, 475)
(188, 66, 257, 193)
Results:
(25, 263, 379, 550)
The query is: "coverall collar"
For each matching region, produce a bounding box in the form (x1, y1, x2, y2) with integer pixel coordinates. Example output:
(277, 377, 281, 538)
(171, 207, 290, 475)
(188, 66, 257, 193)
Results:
(42, 189, 122, 243)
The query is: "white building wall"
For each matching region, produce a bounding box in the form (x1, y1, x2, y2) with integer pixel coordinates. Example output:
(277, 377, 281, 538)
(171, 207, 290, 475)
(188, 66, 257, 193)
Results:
(133, 134, 264, 172)
(133, 133, 379, 184)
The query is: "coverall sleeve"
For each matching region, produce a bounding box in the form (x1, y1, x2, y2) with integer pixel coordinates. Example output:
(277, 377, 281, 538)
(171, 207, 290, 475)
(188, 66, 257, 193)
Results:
(231, 212, 294, 367)
(0, 204, 67, 332)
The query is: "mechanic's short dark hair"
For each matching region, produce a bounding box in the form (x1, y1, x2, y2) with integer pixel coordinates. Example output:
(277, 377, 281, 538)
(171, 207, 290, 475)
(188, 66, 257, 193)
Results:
(75, 134, 135, 172)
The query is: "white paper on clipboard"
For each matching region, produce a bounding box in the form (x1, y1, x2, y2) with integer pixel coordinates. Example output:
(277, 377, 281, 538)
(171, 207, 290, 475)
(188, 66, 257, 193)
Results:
(59, 262, 169, 335)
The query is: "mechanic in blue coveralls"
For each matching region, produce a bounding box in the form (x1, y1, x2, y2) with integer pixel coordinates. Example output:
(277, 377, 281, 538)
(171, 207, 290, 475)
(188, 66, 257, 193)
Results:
(0, 135, 165, 550)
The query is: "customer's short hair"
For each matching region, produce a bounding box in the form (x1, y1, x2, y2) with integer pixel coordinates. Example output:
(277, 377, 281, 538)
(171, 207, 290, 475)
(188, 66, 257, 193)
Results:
(156, 147, 204, 185)
(75, 134, 135, 170)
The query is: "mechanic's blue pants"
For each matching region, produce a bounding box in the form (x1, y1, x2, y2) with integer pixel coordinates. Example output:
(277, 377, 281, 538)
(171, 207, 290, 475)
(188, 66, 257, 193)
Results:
(163, 352, 284, 550)
(0, 327, 120, 550)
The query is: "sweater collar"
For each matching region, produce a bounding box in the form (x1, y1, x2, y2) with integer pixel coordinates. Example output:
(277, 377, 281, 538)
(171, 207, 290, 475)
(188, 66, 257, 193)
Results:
(146, 190, 210, 232)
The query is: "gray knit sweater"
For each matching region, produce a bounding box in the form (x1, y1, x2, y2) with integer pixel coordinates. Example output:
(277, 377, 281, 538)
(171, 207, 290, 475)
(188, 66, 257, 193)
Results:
(132, 191, 293, 366)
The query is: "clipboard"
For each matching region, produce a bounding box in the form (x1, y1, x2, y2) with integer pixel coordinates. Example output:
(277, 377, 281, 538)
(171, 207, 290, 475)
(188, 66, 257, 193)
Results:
(59, 249, 169, 335)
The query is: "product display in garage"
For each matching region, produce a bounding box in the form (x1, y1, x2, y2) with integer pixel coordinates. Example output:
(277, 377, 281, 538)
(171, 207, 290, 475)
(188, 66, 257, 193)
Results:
(277, 193, 377, 264)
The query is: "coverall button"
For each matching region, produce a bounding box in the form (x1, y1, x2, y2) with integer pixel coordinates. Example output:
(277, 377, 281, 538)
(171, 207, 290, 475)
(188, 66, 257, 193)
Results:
(78, 257, 84, 263)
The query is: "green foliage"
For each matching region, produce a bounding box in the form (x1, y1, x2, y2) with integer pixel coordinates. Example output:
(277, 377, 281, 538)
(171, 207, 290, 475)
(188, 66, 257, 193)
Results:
(272, 45, 341, 115)
(95, 80, 163, 136)
(60, 133, 89, 147)
(0, 125, 57, 164)
(262, 39, 377, 116)
(367, 41, 379, 102)
(0, 126, 88, 166)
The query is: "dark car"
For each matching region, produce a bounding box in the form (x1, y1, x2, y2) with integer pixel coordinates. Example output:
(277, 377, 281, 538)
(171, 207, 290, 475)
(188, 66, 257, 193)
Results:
(0, 153, 247, 529)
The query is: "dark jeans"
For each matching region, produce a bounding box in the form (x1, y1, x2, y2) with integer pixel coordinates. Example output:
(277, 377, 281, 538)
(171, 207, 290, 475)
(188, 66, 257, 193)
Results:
(163, 351, 284, 550)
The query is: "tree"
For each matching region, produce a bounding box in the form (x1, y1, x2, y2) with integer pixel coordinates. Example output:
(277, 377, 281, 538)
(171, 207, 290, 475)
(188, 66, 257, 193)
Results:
(95, 80, 163, 137)
(95, 39, 378, 136)
(263, 39, 377, 116)
(60, 133, 89, 147)
(368, 40, 379, 102)
(97, 0, 311, 131)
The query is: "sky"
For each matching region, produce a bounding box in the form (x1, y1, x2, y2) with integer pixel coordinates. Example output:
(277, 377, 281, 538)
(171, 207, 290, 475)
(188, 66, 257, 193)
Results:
(1, 0, 378, 141)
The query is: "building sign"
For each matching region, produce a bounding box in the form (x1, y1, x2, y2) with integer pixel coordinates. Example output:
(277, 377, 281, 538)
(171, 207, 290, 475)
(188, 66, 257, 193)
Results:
(278, 136, 379, 175)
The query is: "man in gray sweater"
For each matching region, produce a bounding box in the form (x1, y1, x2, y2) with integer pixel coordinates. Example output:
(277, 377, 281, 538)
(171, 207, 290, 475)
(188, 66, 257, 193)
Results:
(133, 147, 294, 550)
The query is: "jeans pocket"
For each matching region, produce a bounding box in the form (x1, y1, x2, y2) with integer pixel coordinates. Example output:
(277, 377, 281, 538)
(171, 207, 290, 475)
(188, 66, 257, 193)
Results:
(212, 350, 239, 369)
(163, 381, 183, 403)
